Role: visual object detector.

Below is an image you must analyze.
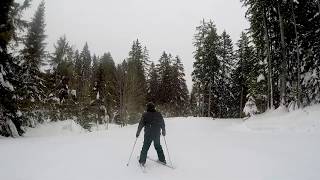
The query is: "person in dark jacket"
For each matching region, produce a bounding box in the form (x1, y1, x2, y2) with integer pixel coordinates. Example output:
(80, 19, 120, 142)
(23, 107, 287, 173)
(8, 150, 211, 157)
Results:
(136, 102, 166, 166)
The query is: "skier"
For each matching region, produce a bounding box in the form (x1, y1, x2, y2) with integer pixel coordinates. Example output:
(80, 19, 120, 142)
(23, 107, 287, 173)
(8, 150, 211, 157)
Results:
(136, 102, 166, 166)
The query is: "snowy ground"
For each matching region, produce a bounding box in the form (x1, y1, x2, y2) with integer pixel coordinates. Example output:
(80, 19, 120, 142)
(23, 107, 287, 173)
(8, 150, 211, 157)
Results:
(1, 105, 320, 180)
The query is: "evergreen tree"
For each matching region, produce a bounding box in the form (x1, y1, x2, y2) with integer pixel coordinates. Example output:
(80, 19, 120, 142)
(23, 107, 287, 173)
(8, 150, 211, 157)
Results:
(79, 42, 91, 103)
(171, 56, 189, 116)
(47, 35, 74, 107)
(231, 32, 259, 117)
(147, 62, 160, 104)
(19, 1, 46, 115)
(217, 31, 236, 117)
(142, 46, 151, 77)
(0, 0, 30, 137)
(157, 51, 174, 114)
(96, 52, 117, 120)
(241, 0, 320, 109)
(115, 60, 129, 126)
(74, 50, 82, 101)
(126, 39, 147, 123)
(50, 36, 73, 76)
(91, 54, 99, 99)
(192, 19, 221, 117)
(189, 85, 199, 116)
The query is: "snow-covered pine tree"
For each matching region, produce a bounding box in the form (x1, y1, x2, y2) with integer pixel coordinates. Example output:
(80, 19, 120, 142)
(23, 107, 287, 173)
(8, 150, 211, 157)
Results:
(147, 62, 160, 104)
(0, 0, 30, 137)
(189, 85, 199, 116)
(45, 36, 75, 121)
(79, 42, 91, 103)
(157, 51, 174, 115)
(96, 52, 117, 121)
(192, 19, 221, 117)
(297, 0, 320, 106)
(241, 0, 320, 109)
(115, 60, 129, 126)
(217, 31, 235, 118)
(49, 36, 74, 93)
(232, 32, 265, 117)
(126, 39, 147, 123)
(19, 1, 47, 111)
(74, 50, 82, 101)
(171, 56, 189, 116)
(142, 46, 151, 77)
(243, 95, 258, 117)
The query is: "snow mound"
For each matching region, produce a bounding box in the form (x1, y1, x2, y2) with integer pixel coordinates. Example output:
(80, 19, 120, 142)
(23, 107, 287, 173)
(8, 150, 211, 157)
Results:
(244, 104, 320, 133)
(24, 120, 86, 137)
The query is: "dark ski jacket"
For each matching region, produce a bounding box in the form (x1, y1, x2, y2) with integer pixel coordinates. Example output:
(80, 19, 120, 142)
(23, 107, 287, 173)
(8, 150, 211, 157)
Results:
(136, 109, 166, 137)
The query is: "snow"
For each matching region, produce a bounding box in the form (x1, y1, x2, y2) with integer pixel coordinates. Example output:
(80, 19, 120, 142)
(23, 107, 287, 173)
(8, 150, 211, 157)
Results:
(71, 89, 76, 97)
(257, 73, 265, 82)
(16, 110, 22, 117)
(96, 91, 100, 100)
(1, 105, 320, 180)
(243, 96, 258, 116)
(0, 65, 14, 91)
(24, 120, 86, 137)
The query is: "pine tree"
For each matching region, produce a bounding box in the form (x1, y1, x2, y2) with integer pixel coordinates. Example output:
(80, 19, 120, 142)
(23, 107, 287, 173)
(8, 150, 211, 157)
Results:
(96, 52, 117, 120)
(192, 19, 221, 117)
(79, 42, 91, 103)
(50, 36, 73, 75)
(147, 62, 160, 104)
(126, 39, 147, 123)
(74, 50, 82, 101)
(0, 0, 30, 137)
(157, 51, 174, 114)
(19, 1, 47, 109)
(189, 85, 199, 116)
(241, 0, 320, 109)
(217, 31, 235, 117)
(171, 56, 189, 116)
(231, 32, 259, 117)
(47, 35, 74, 109)
(91, 54, 99, 99)
(142, 46, 151, 77)
(115, 60, 129, 126)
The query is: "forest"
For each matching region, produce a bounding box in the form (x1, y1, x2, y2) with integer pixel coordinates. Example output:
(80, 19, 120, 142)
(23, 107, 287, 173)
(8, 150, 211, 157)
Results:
(1, 0, 319, 137)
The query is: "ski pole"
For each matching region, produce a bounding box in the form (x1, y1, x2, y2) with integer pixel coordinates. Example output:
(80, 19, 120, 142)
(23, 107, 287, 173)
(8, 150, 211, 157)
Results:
(126, 137, 138, 166)
(163, 136, 173, 166)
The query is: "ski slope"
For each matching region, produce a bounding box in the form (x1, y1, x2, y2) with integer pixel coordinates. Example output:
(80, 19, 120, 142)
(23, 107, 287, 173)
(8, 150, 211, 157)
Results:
(1, 105, 320, 180)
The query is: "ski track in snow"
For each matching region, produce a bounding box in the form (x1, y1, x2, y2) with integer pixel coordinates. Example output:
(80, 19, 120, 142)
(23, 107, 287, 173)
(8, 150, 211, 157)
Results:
(1, 105, 320, 180)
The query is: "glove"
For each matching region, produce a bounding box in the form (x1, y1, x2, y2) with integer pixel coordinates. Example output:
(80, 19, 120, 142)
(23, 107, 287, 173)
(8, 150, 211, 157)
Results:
(136, 132, 140, 138)
(162, 130, 166, 136)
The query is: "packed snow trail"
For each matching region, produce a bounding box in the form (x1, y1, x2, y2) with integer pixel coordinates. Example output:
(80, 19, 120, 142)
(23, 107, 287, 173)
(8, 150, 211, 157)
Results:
(1, 105, 320, 180)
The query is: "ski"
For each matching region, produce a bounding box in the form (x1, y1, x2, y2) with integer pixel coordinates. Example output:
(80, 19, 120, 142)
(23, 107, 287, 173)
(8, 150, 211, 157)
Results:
(137, 156, 147, 173)
(147, 156, 175, 169)
(139, 163, 147, 173)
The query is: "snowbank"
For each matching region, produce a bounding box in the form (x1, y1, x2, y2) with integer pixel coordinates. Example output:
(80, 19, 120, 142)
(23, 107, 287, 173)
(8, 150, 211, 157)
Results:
(24, 120, 86, 137)
(244, 104, 320, 133)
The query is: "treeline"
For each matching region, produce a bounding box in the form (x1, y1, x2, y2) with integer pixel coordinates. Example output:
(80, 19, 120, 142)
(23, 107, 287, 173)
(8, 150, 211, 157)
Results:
(0, 1, 189, 137)
(191, 0, 320, 117)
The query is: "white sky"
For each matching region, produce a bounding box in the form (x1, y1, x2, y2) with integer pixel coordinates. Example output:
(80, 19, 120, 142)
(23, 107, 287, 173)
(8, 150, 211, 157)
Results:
(23, 0, 249, 90)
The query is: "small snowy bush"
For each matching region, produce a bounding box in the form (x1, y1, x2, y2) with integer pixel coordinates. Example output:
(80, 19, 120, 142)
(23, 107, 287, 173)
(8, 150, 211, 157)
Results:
(243, 95, 258, 116)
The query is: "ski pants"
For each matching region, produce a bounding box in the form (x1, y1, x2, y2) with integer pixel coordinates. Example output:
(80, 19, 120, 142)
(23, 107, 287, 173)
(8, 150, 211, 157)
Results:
(139, 133, 165, 164)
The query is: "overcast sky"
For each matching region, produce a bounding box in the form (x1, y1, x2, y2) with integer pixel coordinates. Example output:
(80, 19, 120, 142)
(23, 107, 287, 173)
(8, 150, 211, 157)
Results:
(24, 0, 249, 90)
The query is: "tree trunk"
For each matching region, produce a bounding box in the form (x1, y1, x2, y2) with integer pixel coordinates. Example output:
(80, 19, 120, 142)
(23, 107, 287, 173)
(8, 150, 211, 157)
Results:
(208, 80, 212, 117)
(239, 87, 244, 118)
(278, 1, 287, 106)
(201, 91, 205, 117)
(197, 84, 201, 117)
(263, 7, 274, 110)
(290, 0, 301, 108)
